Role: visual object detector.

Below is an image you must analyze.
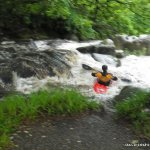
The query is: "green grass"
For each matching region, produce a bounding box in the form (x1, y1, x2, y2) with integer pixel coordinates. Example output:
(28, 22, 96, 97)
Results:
(115, 90, 150, 138)
(0, 89, 101, 149)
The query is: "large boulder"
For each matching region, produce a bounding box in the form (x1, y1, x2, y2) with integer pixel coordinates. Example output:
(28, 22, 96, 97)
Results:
(77, 39, 116, 56)
(91, 53, 119, 67)
(113, 34, 150, 54)
(76, 45, 95, 53)
(115, 50, 125, 58)
(114, 86, 144, 103)
(0, 40, 77, 94)
(95, 45, 115, 55)
(114, 86, 150, 112)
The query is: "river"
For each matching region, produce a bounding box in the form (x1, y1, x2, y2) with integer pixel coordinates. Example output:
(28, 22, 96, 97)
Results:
(14, 39, 150, 103)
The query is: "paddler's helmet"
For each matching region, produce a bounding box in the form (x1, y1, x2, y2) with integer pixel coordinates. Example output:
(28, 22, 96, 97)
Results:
(102, 65, 108, 71)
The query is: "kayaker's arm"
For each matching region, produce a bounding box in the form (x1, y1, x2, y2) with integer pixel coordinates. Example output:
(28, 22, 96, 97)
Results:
(107, 73, 118, 81)
(91, 72, 96, 77)
(92, 72, 102, 78)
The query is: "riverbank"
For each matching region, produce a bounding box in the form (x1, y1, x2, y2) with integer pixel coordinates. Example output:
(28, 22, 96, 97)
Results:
(0, 89, 100, 149)
(9, 110, 150, 150)
(115, 90, 150, 140)
(1, 89, 150, 150)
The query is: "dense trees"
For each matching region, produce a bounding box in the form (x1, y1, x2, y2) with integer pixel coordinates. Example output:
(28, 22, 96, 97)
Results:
(0, 0, 149, 39)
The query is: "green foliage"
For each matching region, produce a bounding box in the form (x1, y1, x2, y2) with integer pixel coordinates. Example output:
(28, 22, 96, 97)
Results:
(0, 133, 11, 149)
(115, 91, 150, 138)
(0, 89, 101, 148)
(46, 0, 71, 19)
(0, 0, 149, 39)
(68, 13, 97, 39)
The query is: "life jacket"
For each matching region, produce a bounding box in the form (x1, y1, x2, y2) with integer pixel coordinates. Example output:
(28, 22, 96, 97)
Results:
(95, 72, 113, 83)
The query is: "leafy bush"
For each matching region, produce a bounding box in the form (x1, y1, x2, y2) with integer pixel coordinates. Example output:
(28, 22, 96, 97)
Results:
(115, 91, 150, 138)
(0, 0, 149, 39)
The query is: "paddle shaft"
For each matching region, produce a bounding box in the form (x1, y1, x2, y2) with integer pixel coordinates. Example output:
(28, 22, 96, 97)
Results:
(82, 64, 98, 72)
(82, 64, 131, 83)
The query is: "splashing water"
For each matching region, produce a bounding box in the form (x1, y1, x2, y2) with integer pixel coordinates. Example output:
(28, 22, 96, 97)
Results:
(15, 40, 150, 102)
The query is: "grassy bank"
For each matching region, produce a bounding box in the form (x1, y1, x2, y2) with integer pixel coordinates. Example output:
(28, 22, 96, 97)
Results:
(115, 91, 150, 139)
(0, 89, 101, 149)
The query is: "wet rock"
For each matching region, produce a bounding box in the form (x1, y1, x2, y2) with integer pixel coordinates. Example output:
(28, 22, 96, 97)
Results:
(77, 39, 116, 56)
(95, 45, 115, 55)
(101, 39, 114, 46)
(91, 53, 118, 66)
(77, 45, 115, 55)
(115, 50, 125, 58)
(0, 40, 77, 95)
(113, 34, 150, 54)
(0, 70, 12, 83)
(114, 86, 144, 103)
(77, 45, 95, 53)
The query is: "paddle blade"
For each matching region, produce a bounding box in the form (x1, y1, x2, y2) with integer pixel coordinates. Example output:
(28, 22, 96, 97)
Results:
(82, 64, 93, 70)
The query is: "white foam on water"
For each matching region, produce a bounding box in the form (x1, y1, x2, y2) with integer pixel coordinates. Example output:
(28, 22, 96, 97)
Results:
(34, 40, 50, 51)
(56, 40, 101, 50)
(118, 55, 150, 89)
(15, 40, 150, 101)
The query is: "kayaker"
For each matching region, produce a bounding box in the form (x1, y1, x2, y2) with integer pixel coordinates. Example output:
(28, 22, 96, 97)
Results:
(91, 65, 118, 86)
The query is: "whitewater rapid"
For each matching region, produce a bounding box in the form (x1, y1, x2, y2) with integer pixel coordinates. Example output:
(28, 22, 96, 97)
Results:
(15, 40, 150, 101)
